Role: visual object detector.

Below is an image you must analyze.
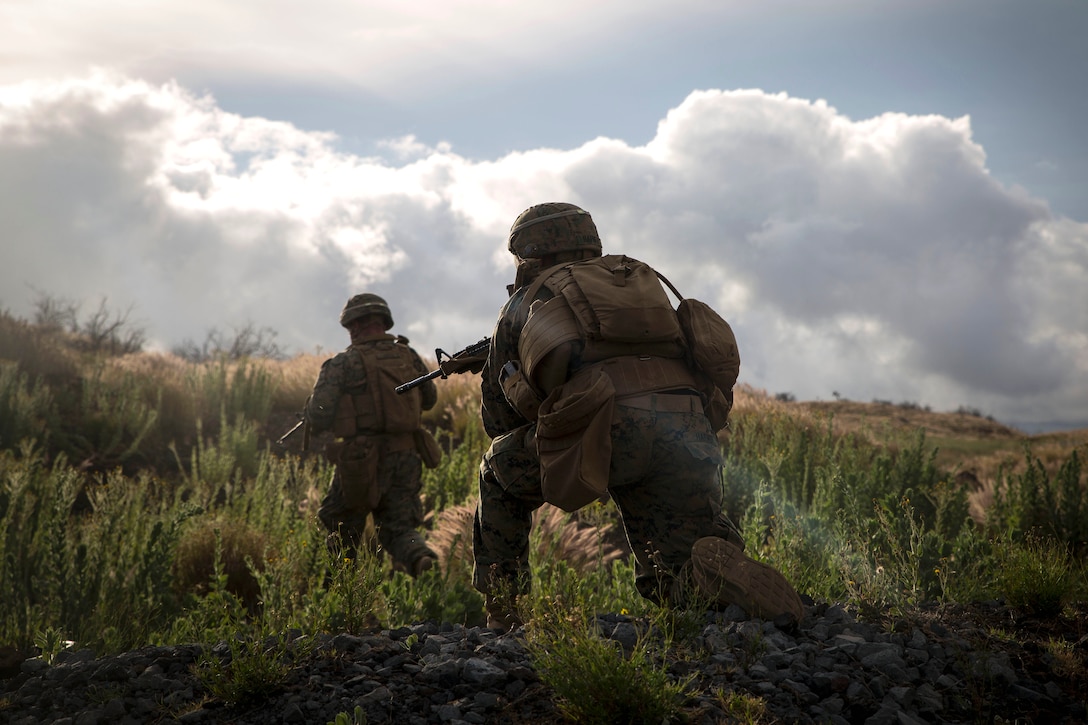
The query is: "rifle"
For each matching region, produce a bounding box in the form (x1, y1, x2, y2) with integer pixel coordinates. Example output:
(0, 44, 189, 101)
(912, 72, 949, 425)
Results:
(396, 337, 491, 394)
(277, 415, 310, 450)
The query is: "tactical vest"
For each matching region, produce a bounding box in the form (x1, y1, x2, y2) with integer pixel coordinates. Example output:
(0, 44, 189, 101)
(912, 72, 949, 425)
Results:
(332, 336, 424, 437)
(516, 254, 697, 399)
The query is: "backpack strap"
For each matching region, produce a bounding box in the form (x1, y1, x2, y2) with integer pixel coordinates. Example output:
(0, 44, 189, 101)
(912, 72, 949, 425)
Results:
(520, 260, 573, 306)
(653, 269, 685, 303)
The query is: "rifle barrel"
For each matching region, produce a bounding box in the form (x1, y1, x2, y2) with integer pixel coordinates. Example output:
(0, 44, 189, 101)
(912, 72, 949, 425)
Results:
(394, 337, 492, 394)
(395, 368, 443, 395)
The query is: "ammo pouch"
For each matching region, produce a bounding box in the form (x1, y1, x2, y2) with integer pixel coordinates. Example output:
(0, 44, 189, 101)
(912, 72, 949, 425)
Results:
(414, 428, 443, 469)
(500, 361, 545, 421)
(482, 425, 538, 492)
(535, 368, 616, 512)
(337, 437, 380, 509)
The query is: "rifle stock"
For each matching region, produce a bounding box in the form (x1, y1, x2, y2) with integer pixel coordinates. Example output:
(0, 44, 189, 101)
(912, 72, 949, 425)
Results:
(396, 337, 491, 394)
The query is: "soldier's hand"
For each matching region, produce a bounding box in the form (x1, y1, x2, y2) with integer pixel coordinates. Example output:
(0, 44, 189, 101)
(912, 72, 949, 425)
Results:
(439, 353, 487, 376)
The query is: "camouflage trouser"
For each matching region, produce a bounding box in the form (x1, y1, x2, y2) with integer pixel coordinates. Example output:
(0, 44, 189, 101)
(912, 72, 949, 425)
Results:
(318, 448, 436, 571)
(473, 404, 738, 604)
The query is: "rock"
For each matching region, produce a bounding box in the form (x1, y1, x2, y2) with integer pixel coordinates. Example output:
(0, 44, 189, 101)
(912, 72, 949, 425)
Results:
(2, 605, 1085, 724)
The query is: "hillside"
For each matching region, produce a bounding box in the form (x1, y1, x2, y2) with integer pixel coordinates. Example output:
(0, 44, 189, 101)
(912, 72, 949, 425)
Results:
(731, 385, 1088, 489)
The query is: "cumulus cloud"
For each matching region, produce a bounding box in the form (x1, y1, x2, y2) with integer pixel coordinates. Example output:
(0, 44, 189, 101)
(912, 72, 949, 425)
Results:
(1, 75, 1085, 429)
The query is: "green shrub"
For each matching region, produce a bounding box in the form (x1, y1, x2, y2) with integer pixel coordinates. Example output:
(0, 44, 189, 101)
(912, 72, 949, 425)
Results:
(191, 636, 293, 707)
(186, 358, 278, 431)
(52, 364, 161, 469)
(739, 485, 849, 604)
(996, 533, 1079, 617)
(990, 447, 1088, 552)
(0, 362, 55, 449)
(172, 518, 269, 613)
(524, 596, 690, 725)
(0, 446, 193, 654)
(380, 565, 486, 628)
(421, 418, 488, 513)
(312, 551, 387, 634)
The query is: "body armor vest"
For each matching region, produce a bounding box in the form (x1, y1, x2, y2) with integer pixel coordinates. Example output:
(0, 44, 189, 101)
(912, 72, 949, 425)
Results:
(332, 336, 423, 437)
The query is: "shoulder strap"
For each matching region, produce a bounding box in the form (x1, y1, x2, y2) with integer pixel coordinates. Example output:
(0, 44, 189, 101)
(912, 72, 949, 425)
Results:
(520, 260, 574, 305)
(653, 269, 685, 303)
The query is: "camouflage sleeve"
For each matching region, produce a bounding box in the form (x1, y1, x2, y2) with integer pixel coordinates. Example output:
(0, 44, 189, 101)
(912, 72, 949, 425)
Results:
(409, 346, 439, 412)
(305, 350, 351, 433)
(480, 291, 533, 438)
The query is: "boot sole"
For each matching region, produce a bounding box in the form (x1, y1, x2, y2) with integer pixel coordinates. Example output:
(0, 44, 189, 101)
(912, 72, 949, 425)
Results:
(691, 537, 804, 621)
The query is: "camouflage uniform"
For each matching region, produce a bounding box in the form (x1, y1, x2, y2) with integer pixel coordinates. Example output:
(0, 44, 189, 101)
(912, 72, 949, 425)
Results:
(307, 302, 439, 575)
(473, 205, 740, 606)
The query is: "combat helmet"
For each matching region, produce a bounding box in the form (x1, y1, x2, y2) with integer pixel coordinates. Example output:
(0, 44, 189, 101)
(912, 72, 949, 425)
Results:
(507, 202, 602, 260)
(339, 293, 393, 330)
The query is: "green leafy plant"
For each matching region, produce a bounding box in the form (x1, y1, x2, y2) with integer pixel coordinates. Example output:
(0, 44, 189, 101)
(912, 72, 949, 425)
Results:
(524, 596, 691, 725)
(0, 362, 54, 448)
(421, 418, 488, 512)
(327, 705, 368, 725)
(311, 550, 386, 634)
(996, 532, 1079, 617)
(381, 564, 486, 628)
(712, 688, 772, 724)
(191, 636, 292, 706)
(990, 447, 1088, 551)
(32, 626, 71, 665)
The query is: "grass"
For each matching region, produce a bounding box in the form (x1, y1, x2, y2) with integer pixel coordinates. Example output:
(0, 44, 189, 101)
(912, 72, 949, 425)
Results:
(523, 586, 691, 725)
(995, 532, 1082, 617)
(1, 310, 1087, 720)
(712, 689, 772, 724)
(191, 637, 294, 707)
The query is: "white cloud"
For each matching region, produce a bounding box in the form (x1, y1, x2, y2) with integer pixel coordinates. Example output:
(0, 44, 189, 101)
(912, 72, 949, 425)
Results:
(0, 0, 729, 95)
(1, 75, 1085, 429)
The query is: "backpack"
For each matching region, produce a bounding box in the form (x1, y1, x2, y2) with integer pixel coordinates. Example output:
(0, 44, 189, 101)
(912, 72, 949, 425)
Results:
(654, 273, 741, 431)
(521, 254, 687, 367)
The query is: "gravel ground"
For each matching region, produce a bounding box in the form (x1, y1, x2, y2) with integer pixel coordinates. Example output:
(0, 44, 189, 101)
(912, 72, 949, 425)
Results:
(2, 599, 1087, 724)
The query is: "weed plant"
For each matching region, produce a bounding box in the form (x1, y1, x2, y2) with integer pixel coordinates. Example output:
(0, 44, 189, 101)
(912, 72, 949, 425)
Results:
(3, 312, 1088, 720)
(0, 362, 54, 449)
(380, 565, 486, 628)
(421, 415, 487, 512)
(523, 569, 690, 725)
(994, 532, 1082, 617)
(989, 447, 1088, 551)
(327, 706, 369, 725)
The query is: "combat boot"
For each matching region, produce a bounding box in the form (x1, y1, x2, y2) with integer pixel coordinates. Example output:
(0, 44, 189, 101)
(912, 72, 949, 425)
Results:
(411, 554, 437, 577)
(690, 536, 804, 621)
(485, 594, 522, 633)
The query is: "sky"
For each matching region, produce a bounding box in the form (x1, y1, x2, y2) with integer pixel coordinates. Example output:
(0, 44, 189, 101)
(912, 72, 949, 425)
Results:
(1, 0, 1086, 433)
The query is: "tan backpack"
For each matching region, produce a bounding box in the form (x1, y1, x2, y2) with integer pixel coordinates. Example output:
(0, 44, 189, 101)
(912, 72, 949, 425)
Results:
(521, 254, 687, 364)
(654, 273, 740, 431)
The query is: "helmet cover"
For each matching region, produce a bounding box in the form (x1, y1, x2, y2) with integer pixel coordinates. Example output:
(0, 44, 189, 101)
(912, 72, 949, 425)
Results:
(340, 293, 394, 330)
(507, 202, 602, 259)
